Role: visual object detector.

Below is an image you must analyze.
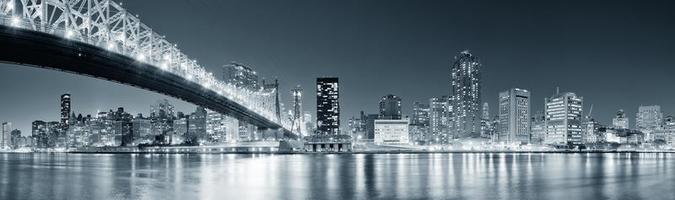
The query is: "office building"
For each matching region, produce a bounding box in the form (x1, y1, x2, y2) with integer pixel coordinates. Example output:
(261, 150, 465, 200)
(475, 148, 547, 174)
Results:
(498, 88, 531, 144)
(316, 77, 340, 135)
(1, 122, 11, 149)
(544, 92, 583, 147)
(636, 105, 663, 141)
(379, 94, 402, 120)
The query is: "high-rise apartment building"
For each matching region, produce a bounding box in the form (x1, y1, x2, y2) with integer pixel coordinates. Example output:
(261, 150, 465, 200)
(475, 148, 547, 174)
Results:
(429, 96, 451, 144)
(451, 50, 482, 138)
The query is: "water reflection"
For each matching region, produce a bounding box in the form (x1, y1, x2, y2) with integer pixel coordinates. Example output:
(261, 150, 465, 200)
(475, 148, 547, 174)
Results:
(1, 153, 674, 200)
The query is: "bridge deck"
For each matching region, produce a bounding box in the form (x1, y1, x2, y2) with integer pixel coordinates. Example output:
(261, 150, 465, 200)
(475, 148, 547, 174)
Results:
(0, 25, 293, 136)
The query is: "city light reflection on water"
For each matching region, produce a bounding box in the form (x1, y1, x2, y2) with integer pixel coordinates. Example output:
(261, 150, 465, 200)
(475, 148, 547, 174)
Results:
(1, 153, 674, 200)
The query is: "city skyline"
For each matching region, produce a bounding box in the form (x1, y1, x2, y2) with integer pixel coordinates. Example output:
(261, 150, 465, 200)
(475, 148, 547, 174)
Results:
(1, 0, 675, 135)
(2, 1, 675, 200)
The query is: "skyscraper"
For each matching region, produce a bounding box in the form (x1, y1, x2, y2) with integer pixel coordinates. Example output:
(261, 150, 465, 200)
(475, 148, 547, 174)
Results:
(316, 77, 340, 135)
(451, 50, 482, 138)
(480, 102, 490, 138)
(530, 111, 546, 144)
(205, 110, 226, 143)
(60, 94, 71, 130)
(636, 105, 663, 141)
(188, 107, 207, 144)
(411, 102, 430, 126)
(544, 92, 583, 147)
(379, 94, 402, 120)
(32, 120, 48, 148)
(612, 109, 629, 129)
(498, 88, 531, 144)
(429, 96, 451, 144)
(410, 102, 430, 144)
(150, 99, 175, 135)
(1, 122, 11, 149)
(262, 79, 281, 123)
(291, 85, 304, 136)
(222, 62, 260, 91)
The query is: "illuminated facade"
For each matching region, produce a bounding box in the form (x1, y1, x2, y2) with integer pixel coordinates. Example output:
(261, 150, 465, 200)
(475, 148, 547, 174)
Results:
(60, 94, 71, 130)
(451, 50, 482, 138)
(530, 112, 546, 144)
(291, 86, 304, 136)
(150, 99, 175, 136)
(429, 96, 451, 144)
(544, 92, 583, 146)
(636, 105, 663, 141)
(498, 88, 531, 144)
(187, 107, 207, 144)
(222, 62, 260, 91)
(379, 94, 402, 120)
(316, 77, 340, 135)
(206, 110, 227, 143)
(374, 119, 410, 145)
(480, 102, 490, 138)
(612, 109, 629, 129)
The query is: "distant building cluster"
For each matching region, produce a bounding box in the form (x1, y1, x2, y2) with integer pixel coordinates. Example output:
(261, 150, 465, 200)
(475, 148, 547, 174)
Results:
(3, 51, 675, 152)
(345, 50, 675, 150)
(1, 62, 313, 151)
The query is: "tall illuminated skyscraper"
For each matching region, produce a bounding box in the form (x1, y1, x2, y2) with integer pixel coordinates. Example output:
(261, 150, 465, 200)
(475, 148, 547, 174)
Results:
(60, 93, 71, 130)
(450, 50, 482, 138)
(316, 77, 339, 135)
(544, 91, 583, 146)
(291, 85, 304, 136)
(498, 88, 531, 144)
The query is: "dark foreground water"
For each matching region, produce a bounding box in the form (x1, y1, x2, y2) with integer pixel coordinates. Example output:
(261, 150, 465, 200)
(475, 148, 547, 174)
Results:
(1, 153, 674, 200)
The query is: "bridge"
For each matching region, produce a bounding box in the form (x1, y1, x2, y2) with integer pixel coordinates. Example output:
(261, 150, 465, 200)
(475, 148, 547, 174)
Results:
(0, 0, 298, 138)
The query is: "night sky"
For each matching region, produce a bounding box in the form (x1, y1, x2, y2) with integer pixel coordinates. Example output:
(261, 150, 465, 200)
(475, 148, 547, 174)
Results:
(1, 0, 675, 135)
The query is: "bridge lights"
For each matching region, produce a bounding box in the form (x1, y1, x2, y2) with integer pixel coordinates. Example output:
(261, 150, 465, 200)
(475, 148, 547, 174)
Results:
(160, 62, 168, 70)
(65, 30, 74, 39)
(107, 42, 116, 50)
(136, 54, 146, 62)
(10, 16, 20, 27)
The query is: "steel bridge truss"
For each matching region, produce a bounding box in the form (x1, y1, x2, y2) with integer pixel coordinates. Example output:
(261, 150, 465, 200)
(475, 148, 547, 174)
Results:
(0, 0, 292, 131)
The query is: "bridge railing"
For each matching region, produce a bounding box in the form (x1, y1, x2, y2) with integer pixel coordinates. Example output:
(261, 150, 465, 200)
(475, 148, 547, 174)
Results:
(0, 0, 294, 131)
